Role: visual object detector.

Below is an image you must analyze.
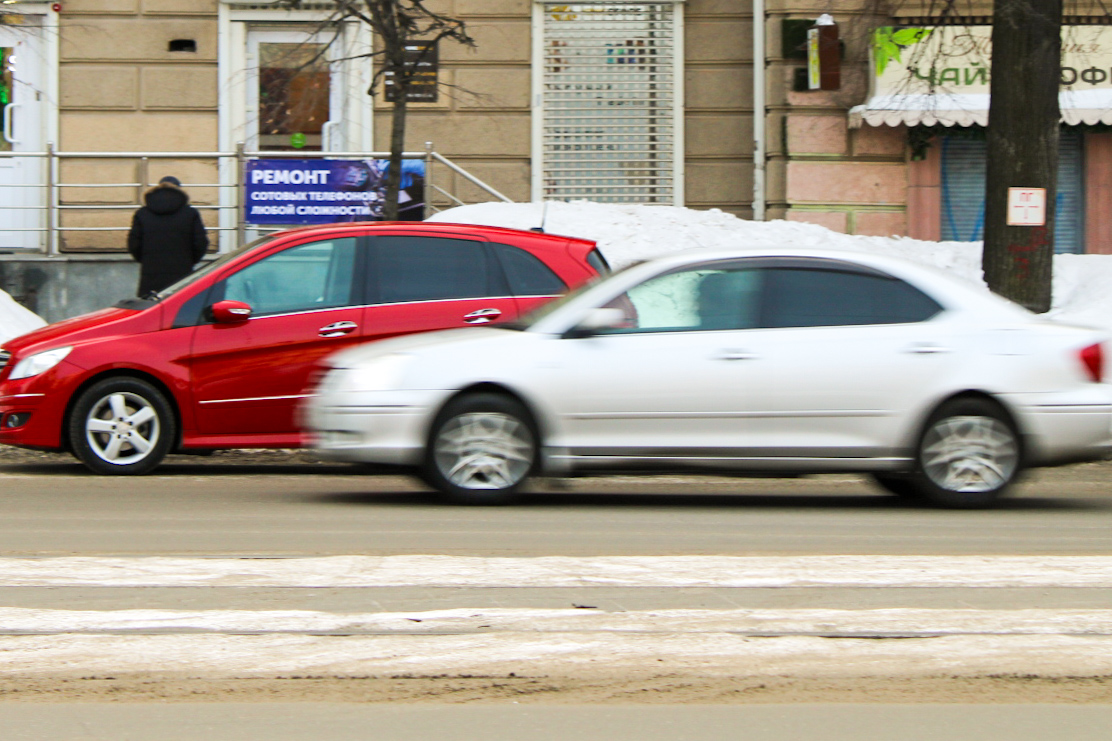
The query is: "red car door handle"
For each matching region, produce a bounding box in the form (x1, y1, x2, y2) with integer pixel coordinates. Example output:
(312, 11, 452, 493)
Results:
(319, 321, 358, 338)
(464, 308, 502, 324)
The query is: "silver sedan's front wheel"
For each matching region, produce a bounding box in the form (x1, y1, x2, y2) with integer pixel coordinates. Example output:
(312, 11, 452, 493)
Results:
(424, 393, 537, 504)
(912, 398, 1021, 508)
(69, 377, 175, 475)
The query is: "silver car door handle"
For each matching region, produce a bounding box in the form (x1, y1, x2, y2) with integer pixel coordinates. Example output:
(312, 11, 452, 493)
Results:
(715, 349, 757, 361)
(464, 308, 503, 324)
(904, 342, 951, 354)
(319, 321, 358, 338)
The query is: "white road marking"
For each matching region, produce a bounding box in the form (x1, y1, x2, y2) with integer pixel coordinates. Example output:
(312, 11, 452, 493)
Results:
(1, 555, 1112, 588)
(4, 556, 1112, 678)
(1, 633, 1111, 678)
(0, 607, 1110, 636)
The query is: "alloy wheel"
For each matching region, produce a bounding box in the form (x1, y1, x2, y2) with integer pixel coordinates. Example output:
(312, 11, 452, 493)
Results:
(433, 411, 535, 490)
(920, 414, 1018, 493)
(84, 391, 161, 466)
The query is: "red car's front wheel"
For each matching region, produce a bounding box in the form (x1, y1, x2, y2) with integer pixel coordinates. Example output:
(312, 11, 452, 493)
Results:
(68, 377, 176, 475)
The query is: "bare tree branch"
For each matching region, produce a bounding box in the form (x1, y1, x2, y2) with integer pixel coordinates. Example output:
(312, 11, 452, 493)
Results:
(280, 0, 474, 219)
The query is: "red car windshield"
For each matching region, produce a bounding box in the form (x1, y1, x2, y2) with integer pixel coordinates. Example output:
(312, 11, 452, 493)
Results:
(154, 235, 278, 300)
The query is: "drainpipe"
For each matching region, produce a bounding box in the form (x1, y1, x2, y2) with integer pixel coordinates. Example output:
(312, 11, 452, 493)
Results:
(752, 0, 767, 221)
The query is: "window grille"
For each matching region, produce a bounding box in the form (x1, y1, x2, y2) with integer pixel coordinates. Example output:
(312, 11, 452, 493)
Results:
(539, 2, 681, 204)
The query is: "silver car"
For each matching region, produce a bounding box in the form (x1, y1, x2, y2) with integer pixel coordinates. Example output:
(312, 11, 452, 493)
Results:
(304, 248, 1112, 507)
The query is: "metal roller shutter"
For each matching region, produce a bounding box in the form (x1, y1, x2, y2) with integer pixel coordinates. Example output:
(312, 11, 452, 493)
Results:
(1057, 132, 1084, 253)
(539, 2, 681, 204)
(940, 131, 1084, 253)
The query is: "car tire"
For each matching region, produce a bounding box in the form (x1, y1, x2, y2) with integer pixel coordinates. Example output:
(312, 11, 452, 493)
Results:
(907, 397, 1021, 509)
(422, 393, 538, 505)
(69, 377, 176, 476)
(870, 474, 922, 500)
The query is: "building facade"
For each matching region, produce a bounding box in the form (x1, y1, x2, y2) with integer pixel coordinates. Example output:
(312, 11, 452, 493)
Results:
(2, 0, 1111, 320)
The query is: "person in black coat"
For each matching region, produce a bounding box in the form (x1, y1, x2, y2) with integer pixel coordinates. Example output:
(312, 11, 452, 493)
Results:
(127, 176, 209, 297)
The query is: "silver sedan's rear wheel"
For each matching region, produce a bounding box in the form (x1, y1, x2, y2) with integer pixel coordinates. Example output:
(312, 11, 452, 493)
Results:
(69, 377, 175, 475)
(910, 398, 1020, 508)
(423, 393, 537, 504)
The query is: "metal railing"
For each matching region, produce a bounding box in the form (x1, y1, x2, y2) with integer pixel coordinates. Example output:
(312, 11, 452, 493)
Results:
(0, 142, 513, 255)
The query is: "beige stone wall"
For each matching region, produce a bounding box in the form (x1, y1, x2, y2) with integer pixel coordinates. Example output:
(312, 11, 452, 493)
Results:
(373, 0, 755, 217)
(58, 0, 219, 251)
(372, 0, 533, 208)
(55, 1, 758, 247)
(685, 0, 753, 217)
(50, 1, 778, 248)
(47, 1, 1112, 254)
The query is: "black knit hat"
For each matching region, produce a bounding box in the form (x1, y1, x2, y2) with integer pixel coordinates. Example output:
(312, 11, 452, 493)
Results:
(159, 176, 182, 187)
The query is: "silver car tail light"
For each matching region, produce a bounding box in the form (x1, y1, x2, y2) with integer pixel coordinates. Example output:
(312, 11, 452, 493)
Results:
(1079, 342, 1104, 383)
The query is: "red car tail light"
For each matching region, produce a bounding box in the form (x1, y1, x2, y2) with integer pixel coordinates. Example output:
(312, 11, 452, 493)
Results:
(1079, 342, 1104, 383)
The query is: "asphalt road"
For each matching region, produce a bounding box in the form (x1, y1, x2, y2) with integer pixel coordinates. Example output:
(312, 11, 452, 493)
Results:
(3, 448, 1112, 739)
(1, 449, 1112, 556)
(6, 704, 1112, 741)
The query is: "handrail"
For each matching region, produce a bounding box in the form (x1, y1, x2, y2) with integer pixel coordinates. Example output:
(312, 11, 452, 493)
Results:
(0, 150, 432, 158)
(0, 143, 513, 254)
(430, 152, 513, 204)
(430, 184, 467, 208)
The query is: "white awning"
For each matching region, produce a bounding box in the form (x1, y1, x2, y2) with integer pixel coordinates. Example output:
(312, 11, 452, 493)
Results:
(851, 25, 1112, 128)
(850, 89, 1112, 128)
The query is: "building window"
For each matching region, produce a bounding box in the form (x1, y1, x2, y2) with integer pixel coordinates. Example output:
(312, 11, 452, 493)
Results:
(256, 39, 333, 152)
(536, 1, 682, 204)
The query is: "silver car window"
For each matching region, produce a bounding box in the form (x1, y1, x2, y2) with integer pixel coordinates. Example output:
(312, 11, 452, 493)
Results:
(599, 267, 763, 334)
(762, 268, 942, 327)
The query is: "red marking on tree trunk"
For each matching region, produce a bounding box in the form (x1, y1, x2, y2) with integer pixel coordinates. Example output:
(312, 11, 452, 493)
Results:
(1007, 226, 1050, 280)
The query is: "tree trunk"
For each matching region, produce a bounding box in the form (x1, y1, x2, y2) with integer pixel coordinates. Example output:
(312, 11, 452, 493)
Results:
(383, 94, 408, 221)
(982, 0, 1062, 313)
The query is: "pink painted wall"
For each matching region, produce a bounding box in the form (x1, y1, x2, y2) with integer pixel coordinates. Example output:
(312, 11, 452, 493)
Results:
(782, 120, 909, 237)
(907, 143, 941, 242)
(852, 126, 905, 156)
(786, 161, 906, 204)
(786, 116, 848, 155)
(786, 211, 848, 232)
(856, 211, 907, 236)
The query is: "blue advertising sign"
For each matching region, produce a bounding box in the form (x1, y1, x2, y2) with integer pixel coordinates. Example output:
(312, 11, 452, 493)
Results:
(245, 158, 426, 225)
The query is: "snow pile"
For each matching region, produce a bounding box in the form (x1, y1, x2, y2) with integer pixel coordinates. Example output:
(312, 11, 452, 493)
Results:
(429, 202, 1112, 332)
(0, 289, 45, 345)
(430, 201, 985, 274)
(1049, 253, 1112, 331)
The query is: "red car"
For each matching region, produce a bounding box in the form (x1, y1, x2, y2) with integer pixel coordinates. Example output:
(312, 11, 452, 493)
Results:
(0, 222, 606, 474)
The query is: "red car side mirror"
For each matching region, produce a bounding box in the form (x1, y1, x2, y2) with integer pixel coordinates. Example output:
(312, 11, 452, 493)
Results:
(211, 300, 253, 324)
